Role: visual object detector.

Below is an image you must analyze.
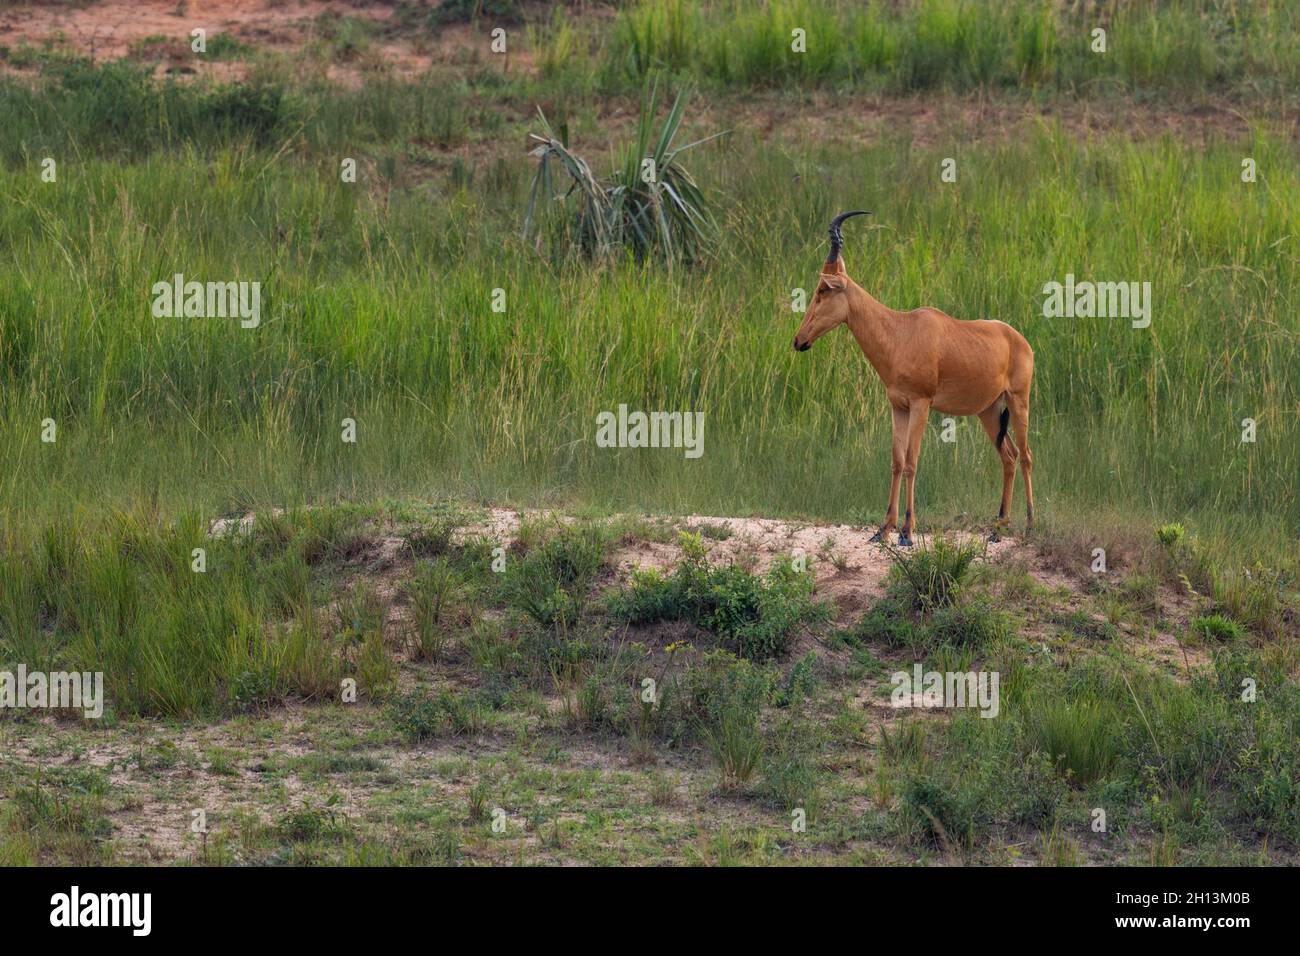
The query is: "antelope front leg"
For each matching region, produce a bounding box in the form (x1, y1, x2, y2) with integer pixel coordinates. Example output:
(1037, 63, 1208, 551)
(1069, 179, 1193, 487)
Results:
(897, 398, 932, 547)
(870, 406, 909, 543)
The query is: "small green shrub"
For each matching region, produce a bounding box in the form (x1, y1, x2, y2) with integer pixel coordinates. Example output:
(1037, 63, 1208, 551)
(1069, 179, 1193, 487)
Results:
(388, 689, 490, 742)
(609, 534, 829, 659)
(628, 649, 774, 752)
(407, 519, 458, 558)
(854, 593, 922, 648)
(886, 536, 982, 611)
(501, 526, 604, 630)
(855, 588, 1009, 653)
(1191, 613, 1247, 643)
(1156, 523, 1186, 548)
(607, 567, 690, 624)
(901, 776, 977, 849)
(774, 652, 817, 708)
(206, 33, 253, 61)
(926, 598, 1011, 650)
(277, 799, 346, 843)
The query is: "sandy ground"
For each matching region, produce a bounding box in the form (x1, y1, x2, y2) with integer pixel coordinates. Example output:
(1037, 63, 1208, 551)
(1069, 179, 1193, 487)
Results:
(0, 0, 387, 57)
(0, 0, 444, 83)
(2, 1, 346, 57)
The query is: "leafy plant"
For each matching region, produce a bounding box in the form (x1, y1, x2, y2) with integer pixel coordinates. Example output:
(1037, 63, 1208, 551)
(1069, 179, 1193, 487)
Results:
(1156, 523, 1186, 548)
(774, 651, 817, 707)
(523, 83, 723, 265)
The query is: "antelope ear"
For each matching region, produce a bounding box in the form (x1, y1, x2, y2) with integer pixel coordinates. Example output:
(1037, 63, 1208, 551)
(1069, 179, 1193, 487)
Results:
(822, 272, 846, 291)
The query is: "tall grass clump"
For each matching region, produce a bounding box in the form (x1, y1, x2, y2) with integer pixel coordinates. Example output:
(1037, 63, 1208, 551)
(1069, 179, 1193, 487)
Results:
(1021, 697, 1122, 786)
(404, 558, 468, 661)
(885, 536, 983, 612)
(695, 655, 772, 790)
(0, 508, 386, 717)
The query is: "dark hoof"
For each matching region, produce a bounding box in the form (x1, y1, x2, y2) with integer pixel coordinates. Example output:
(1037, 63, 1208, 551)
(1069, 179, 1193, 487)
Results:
(868, 529, 886, 543)
(989, 516, 1008, 543)
(897, 534, 914, 548)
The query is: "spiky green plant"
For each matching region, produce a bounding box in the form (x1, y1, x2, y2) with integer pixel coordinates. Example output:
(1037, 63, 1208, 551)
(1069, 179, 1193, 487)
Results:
(523, 84, 723, 265)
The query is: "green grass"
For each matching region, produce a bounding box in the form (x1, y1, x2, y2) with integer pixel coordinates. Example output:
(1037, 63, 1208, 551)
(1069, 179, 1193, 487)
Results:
(404, 557, 467, 661)
(2, 85, 1294, 599)
(1, 524, 1295, 865)
(500, 523, 606, 630)
(1022, 696, 1122, 786)
(596, 0, 1300, 96)
(889, 644, 1300, 853)
(0, 505, 407, 717)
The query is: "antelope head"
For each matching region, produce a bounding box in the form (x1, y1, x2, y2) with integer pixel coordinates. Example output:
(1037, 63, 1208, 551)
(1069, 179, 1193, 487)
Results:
(792, 210, 870, 351)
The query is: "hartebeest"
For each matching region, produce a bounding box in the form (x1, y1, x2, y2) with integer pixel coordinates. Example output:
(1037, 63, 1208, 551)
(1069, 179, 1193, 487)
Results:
(792, 211, 1035, 546)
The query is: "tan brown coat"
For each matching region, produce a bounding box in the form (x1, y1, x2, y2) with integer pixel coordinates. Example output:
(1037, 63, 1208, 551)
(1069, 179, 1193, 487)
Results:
(793, 214, 1035, 545)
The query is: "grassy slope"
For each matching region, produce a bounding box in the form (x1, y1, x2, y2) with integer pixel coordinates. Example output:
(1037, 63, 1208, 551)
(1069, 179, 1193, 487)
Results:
(1, 505, 1295, 866)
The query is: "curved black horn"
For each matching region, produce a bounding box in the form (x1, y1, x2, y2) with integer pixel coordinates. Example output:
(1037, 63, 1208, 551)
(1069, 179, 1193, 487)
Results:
(826, 210, 871, 265)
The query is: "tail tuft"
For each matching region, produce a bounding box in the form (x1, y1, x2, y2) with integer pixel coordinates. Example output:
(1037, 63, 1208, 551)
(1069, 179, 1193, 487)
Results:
(996, 407, 1010, 450)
